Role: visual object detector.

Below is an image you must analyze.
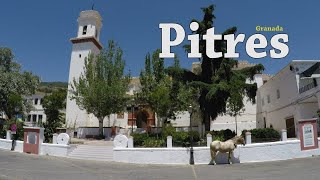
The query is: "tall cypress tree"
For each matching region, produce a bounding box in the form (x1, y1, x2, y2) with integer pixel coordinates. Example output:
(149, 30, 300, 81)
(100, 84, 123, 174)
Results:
(168, 5, 264, 131)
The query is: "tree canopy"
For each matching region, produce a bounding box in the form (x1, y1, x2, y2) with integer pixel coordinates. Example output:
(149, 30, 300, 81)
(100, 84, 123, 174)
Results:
(42, 89, 67, 142)
(71, 41, 130, 137)
(138, 50, 197, 126)
(168, 5, 264, 131)
(0, 47, 40, 119)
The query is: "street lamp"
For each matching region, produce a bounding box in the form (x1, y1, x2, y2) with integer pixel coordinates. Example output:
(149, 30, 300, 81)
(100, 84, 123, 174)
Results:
(188, 105, 194, 165)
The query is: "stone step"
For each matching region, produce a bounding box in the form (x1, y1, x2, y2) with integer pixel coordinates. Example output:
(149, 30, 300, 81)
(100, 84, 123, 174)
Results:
(67, 145, 114, 161)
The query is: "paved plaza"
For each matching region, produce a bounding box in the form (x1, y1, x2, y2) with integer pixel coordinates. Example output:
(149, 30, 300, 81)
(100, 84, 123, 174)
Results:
(0, 150, 319, 180)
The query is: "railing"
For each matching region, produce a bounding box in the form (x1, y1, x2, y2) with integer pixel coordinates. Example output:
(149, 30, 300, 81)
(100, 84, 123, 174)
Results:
(299, 79, 318, 94)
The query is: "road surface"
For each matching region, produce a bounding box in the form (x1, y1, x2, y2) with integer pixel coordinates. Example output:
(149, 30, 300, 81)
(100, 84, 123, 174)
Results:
(0, 150, 319, 180)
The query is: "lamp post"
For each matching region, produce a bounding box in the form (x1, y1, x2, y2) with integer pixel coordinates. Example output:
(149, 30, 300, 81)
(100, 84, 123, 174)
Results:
(188, 105, 194, 165)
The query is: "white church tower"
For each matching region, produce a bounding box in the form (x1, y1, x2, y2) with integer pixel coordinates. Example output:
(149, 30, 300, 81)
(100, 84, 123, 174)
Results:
(66, 10, 103, 129)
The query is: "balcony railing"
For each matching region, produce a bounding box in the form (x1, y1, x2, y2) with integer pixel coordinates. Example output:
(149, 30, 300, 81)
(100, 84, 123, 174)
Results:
(299, 79, 318, 94)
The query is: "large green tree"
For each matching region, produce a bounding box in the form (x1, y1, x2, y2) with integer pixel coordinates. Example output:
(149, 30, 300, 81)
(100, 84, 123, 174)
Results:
(71, 41, 130, 137)
(168, 5, 264, 131)
(0, 48, 39, 119)
(42, 89, 67, 142)
(139, 50, 196, 128)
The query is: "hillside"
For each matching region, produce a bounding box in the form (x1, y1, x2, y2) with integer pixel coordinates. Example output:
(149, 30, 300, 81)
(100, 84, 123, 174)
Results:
(37, 82, 68, 94)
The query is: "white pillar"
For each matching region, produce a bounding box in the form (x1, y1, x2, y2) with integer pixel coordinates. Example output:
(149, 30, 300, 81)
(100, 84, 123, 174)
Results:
(245, 132, 252, 144)
(6, 131, 11, 140)
(207, 134, 212, 147)
(281, 129, 287, 141)
(167, 136, 172, 148)
(52, 133, 58, 144)
(128, 136, 134, 148)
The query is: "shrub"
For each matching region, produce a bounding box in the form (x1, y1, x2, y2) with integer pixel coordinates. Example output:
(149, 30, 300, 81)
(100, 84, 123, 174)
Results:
(143, 137, 165, 147)
(161, 124, 176, 140)
(250, 128, 280, 139)
(172, 131, 189, 146)
(207, 129, 236, 142)
(132, 133, 149, 147)
(242, 128, 280, 142)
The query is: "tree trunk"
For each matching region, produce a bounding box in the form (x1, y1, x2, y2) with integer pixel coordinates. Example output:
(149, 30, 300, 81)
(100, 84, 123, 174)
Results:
(204, 113, 211, 132)
(98, 117, 104, 137)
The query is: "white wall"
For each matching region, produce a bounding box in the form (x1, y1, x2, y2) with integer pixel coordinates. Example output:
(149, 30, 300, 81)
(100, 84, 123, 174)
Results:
(114, 139, 320, 164)
(41, 143, 70, 157)
(0, 139, 70, 157)
(256, 61, 320, 134)
(0, 139, 23, 152)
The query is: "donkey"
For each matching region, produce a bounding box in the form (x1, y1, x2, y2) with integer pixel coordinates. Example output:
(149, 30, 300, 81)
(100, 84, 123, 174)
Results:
(210, 136, 245, 165)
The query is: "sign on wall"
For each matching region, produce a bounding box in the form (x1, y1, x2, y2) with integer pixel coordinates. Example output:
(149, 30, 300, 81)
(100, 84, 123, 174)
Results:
(298, 118, 319, 151)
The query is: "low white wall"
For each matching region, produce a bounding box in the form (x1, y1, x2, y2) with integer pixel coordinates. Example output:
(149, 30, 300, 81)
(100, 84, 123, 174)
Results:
(0, 139, 23, 152)
(41, 143, 71, 157)
(114, 138, 320, 164)
(0, 139, 70, 157)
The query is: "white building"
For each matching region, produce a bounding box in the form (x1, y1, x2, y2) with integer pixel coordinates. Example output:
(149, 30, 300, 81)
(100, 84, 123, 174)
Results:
(25, 94, 46, 127)
(65, 10, 272, 138)
(256, 60, 320, 138)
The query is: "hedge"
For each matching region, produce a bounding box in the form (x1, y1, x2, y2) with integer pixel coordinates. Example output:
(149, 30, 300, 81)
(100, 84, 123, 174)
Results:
(242, 128, 280, 142)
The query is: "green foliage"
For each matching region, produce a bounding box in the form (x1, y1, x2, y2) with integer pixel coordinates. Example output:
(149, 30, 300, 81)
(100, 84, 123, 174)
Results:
(1, 119, 25, 141)
(161, 124, 176, 139)
(37, 82, 67, 94)
(207, 129, 236, 141)
(142, 137, 165, 147)
(0, 47, 40, 119)
(42, 89, 67, 142)
(71, 41, 130, 136)
(138, 51, 198, 125)
(132, 133, 150, 147)
(242, 128, 280, 142)
(168, 5, 264, 131)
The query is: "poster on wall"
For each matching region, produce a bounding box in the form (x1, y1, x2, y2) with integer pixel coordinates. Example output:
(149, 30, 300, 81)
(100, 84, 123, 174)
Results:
(298, 118, 319, 151)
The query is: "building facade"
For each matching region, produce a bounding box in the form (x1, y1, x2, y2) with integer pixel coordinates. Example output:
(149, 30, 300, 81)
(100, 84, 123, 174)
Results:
(25, 94, 46, 127)
(256, 60, 320, 138)
(66, 10, 277, 137)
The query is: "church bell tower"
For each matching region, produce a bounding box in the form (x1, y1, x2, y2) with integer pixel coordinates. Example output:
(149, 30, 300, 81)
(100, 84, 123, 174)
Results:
(66, 10, 103, 129)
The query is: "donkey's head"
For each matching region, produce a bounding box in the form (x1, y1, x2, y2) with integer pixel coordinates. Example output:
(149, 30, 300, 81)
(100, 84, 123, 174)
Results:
(233, 136, 245, 146)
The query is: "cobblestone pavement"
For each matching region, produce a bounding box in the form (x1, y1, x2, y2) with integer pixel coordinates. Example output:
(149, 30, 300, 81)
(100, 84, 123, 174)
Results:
(0, 150, 319, 180)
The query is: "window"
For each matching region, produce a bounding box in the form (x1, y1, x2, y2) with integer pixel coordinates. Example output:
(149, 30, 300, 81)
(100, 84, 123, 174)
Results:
(38, 115, 43, 124)
(34, 98, 38, 105)
(261, 98, 265, 106)
(267, 95, 271, 103)
(27, 115, 31, 122)
(79, 54, 81, 58)
(95, 29, 98, 38)
(40, 98, 43, 105)
(277, 89, 280, 99)
(32, 115, 37, 122)
(82, 25, 87, 35)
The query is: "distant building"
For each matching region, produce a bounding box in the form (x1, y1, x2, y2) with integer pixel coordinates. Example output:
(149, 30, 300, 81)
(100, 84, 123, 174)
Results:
(256, 60, 320, 138)
(24, 94, 46, 127)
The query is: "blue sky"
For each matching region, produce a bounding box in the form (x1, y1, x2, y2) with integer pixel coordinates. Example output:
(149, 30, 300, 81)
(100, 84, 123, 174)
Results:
(0, 0, 319, 82)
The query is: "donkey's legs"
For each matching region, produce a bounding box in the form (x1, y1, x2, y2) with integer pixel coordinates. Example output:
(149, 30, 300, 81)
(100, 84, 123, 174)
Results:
(210, 150, 217, 165)
(228, 151, 233, 164)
